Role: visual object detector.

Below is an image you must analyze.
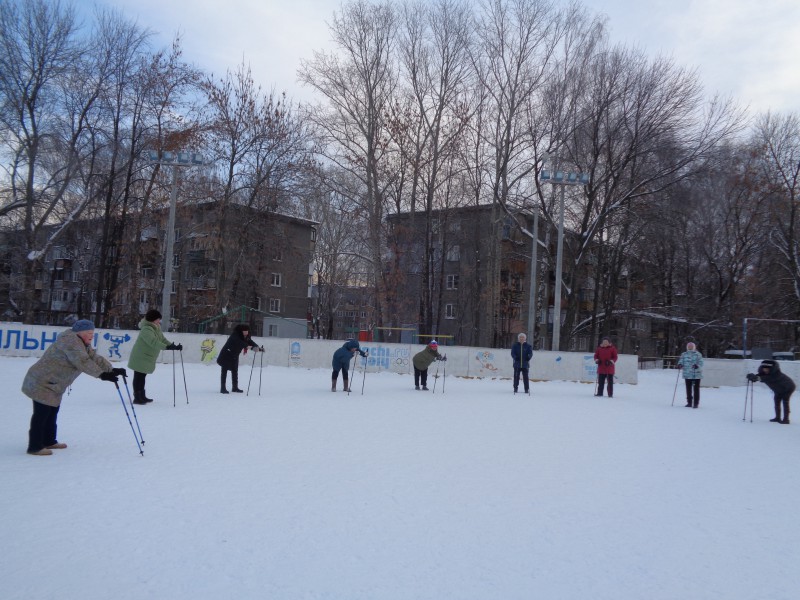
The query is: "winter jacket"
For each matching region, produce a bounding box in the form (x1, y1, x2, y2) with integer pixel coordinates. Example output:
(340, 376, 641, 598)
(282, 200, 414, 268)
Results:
(677, 350, 704, 379)
(332, 340, 366, 370)
(755, 360, 796, 397)
(127, 319, 171, 374)
(216, 325, 260, 370)
(21, 329, 112, 407)
(593, 344, 618, 375)
(412, 346, 443, 371)
(511, 341, 533, 370)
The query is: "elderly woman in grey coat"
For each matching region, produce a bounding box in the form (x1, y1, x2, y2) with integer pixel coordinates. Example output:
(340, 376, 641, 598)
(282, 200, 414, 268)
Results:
(22, 320, 124, 456)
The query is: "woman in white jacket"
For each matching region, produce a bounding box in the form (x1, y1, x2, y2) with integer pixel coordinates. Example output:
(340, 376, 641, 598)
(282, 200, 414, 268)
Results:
(676, 342, 704, 408)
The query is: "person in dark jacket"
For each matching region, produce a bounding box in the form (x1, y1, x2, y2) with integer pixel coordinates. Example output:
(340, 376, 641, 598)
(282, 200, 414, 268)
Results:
(676, 342, 704, 408)
(747, 359, 796, 424)
(331, 339, 367, 392)
(127, 309, 181, 404)
(412, 340, 445, 391)
(593, 336, 618, 397)
(511, 332, 533, 394)
(216, 324, 261, 393)
(21, 320, 124, 456)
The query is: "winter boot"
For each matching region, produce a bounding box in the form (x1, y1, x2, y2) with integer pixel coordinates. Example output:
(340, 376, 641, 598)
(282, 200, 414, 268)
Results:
(46, 442, 67, 449)
(422, 385, 429, 391)
(27, 448, 53, 456)
(332, 378, 337, 392)
(342, 380, 350, 392)
(143, 389, 154, 403)
(415, 385, 420, 390)
(133, 390, 147, 405)
(231, 372, 243, 392)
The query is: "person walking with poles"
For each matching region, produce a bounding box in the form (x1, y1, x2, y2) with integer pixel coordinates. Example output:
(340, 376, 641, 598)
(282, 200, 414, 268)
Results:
(593, 336, 617, 397)
(676, 342, 704, 408)
(21, 320, 126, 456)
(511, 332, 533, 394)
(412, 340, 446, 391)
(747, 359, 796, 424)
(217, 324, 262, 394)
(127, 309, 181, 405)
(331, 339, 367, 392)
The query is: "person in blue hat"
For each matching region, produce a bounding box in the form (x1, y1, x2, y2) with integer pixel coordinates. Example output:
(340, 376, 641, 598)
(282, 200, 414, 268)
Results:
(21, 320, 125, 456)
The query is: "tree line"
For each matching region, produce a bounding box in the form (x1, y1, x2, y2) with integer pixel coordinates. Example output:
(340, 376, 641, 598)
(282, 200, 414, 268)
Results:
(1, 0, 798, 354)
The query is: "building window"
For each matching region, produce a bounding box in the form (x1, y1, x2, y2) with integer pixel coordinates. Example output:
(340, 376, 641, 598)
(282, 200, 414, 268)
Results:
(271, 273, 282, 287)
(270, 298, 281, 313)
(272, 249, 283, 262)
(446, 274, 459, 290)
(310, 228, 317, 242)
(445, 304, 456, 319)
(268, 324, 279, 336)
(257, 296, 265, 312)
(446, 245, 460, 262)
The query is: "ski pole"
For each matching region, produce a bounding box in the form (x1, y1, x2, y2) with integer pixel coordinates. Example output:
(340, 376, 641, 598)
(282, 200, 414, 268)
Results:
(172, 349, 176, 408)
(360, 352, 368, 395)
(258, 347, 264, 396)
(442, 356, 446, 394)
(742, 379, 755, 422)
(671, 366, 681, 406)
(121, 374, 144, 446)
(179, 349, 189, 404)
(432, 360, 441, 393)
(114, 381, 143, 456)
(246, 348, 257, 395)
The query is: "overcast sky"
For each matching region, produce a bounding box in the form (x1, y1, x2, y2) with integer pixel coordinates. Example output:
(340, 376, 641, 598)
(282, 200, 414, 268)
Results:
(88, 0, 800, 115)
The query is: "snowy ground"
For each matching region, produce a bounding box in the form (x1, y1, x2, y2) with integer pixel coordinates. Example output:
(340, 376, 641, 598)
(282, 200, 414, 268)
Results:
(1, 356, 798, 600)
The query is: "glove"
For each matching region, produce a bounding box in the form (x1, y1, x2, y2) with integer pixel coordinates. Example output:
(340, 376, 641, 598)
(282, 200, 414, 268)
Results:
(112, 367, 127, 377)
(443, 356, 447, 362)
(594, 359, 599, 364)
(259, 346, 265, 352)
(746, 373, 758, 382)
(166, 343, 183, 351)
(605, 360, 613, 367)
(692, 364, 698, 369)
(99, 371, 118, 383)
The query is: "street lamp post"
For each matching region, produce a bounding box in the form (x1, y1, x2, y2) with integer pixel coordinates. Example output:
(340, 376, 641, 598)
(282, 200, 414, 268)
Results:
(147, 150, 206, 331)
(539, 162, 589, 351)
(527, 209, 539, 347)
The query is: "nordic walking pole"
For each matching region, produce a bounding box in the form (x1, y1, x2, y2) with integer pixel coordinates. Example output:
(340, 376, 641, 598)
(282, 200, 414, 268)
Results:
(246, 348, 257, 396)
(432, 360, 441, 393)
(442, 356, 446, 394)
(121, 374, 144, 446)
(743, 379, 754, 422)
(179, 349, 189, 404)
(258, 346, 264, 396)
(360, 352, 368, 395)
(172, 349, 176, 408)
(114, 381, 143, 456)
(671, 366, 681, 406)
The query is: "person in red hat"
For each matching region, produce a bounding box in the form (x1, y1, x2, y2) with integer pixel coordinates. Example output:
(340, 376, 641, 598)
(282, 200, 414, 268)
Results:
(412, 340, 446, 391)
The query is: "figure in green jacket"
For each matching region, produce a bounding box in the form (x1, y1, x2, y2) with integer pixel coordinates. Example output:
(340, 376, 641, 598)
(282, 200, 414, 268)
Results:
(412, 340, 446, 391)
(127, 309, 180, 404)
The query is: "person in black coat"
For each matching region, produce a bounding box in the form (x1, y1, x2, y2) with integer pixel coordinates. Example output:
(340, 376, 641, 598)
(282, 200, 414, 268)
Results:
(331, 339, 367, 392)
(216, 324, 261, 393)
(511, 332, 533, 393)
(747, 359, 796, 424)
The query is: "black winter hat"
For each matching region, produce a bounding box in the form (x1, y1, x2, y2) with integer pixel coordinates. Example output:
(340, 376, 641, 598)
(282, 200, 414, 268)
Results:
(145, 309, 162, 322)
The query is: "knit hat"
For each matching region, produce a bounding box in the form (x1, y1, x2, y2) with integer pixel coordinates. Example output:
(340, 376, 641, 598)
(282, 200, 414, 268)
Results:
(145, 309, 162, 322)
(686, 342, 696, 350)
(72, 319, 95, 332)
(518, 333, 527, 340)
(429, 340, 438, 347)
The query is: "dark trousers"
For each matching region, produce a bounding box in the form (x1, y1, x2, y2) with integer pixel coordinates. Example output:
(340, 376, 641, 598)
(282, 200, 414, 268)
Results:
(28, 401, 60, 453)
(773, 393, 792, 420)
(133, 371, 147, 394)
(685, 379, 700, 407)
(597, 373, 613, 397)
(221, 367, 239, 390)
(513, 367, 529, 392)
(414, 367, 428, 387)
(332, 367, 350, 383)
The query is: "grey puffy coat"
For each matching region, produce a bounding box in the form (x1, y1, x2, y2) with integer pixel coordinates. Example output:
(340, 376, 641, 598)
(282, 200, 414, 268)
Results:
(21, 329, 112, 407)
